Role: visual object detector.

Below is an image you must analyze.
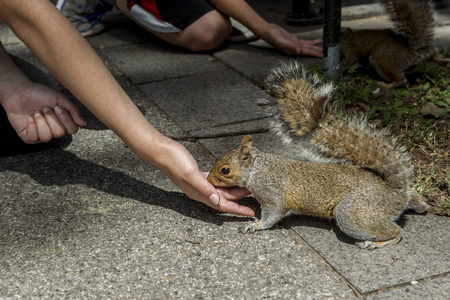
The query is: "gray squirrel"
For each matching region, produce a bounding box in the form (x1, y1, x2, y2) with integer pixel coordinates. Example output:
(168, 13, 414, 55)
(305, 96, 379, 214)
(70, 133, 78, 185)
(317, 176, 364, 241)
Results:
(207, 61, 428, 249)
(340, 0, 448, 87)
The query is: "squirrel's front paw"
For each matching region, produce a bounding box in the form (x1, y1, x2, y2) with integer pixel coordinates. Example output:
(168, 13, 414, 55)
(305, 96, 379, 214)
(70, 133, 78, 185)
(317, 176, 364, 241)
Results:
(239, 223, 258, 234)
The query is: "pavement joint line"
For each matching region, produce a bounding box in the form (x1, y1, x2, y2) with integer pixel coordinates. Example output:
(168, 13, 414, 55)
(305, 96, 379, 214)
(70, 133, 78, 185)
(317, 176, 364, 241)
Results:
(283, 225, 364, 298)
(168, 127, 269, 142)
(360, 271, 450, 297)
(134, 68, 225, 86)
(199, 116, 270, 129)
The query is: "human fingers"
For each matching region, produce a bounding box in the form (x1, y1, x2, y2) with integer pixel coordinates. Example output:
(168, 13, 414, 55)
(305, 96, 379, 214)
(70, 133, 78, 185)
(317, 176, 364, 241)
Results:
(299, 38, 322, 45)
(33, 110, 53, 142)
(42, 106, 67, 138)
(64, 104, 86, 127)
(201, 172, 252, 200)
(297, 44, 323, 58)
(55, 92, 87, 127)
(18, 117, 39, 144)
(212, 192, 255, 217)
(191, 172, 254, 217)
(54, 106, 81, 134)
(216, 186, 252, 201)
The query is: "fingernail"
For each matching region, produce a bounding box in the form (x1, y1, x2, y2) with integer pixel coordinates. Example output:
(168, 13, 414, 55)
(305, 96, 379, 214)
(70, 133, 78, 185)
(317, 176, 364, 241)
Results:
(55, 106, 63, 115)
(34, 111, 41, 117)
(209, 194, 220, 206)
(43, 107, 51, 113)
(28, 117, 34, 123)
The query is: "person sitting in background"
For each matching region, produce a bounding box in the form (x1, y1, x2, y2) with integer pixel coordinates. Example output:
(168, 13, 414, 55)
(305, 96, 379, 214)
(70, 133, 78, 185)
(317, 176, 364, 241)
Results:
(56, 0, 323, 57)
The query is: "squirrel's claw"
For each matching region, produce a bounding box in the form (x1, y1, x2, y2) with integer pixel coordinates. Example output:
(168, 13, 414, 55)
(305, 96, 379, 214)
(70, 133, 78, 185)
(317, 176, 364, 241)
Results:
(356, 236, 402, 250)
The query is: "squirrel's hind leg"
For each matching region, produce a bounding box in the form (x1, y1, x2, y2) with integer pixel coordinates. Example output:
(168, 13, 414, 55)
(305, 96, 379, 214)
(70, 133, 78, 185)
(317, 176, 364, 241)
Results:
(334, 199, 402, 249)
(370, 49, 408, 88)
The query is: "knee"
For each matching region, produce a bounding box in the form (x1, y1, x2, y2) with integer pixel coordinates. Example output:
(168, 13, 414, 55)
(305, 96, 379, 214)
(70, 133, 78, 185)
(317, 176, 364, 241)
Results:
(182, 12, 231, 52)
(184, 29, 228, 52)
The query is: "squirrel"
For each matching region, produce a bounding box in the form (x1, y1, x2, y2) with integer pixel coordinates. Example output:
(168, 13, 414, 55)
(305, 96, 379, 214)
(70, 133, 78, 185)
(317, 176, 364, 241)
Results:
(207, 61, 428, 249)
(340, 0, 448, 88)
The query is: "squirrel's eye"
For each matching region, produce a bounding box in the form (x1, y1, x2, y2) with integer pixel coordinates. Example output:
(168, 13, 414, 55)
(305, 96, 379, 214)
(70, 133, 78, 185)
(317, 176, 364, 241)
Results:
(220, 167, 231, 175)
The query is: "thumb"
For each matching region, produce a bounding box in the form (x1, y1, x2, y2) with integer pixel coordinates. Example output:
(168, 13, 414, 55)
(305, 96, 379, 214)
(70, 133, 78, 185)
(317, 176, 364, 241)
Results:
(56, 94, 86, 127)
(208, 193, 221, 206)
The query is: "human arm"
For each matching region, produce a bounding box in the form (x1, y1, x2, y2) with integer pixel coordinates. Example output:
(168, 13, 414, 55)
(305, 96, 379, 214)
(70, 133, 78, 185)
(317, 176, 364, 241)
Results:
(210, 0, 322, 57)
(0, 41, 86, 143)
(0, 0, 254, 216)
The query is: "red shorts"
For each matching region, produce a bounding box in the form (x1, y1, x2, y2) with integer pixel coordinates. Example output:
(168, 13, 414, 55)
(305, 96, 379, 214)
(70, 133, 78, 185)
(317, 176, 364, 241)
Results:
(128, 0, 215, 33)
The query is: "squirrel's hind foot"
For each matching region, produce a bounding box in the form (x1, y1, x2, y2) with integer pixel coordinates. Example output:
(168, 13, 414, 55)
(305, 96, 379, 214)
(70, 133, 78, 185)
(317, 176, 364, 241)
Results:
(356, 236, 402, 250)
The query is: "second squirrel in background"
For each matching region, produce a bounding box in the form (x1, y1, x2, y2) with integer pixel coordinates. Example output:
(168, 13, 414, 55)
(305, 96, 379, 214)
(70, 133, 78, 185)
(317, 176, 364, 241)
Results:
(207, 61, 428, 249)
(340, 0, 443, 87)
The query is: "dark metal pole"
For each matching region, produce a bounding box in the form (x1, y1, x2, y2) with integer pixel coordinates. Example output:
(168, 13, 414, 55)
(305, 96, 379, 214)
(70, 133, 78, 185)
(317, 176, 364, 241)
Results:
(322, 0, 341, 79)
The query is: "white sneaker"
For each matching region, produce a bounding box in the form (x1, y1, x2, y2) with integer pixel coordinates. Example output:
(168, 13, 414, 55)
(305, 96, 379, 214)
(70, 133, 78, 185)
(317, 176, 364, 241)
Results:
(56, 0, 111, 37)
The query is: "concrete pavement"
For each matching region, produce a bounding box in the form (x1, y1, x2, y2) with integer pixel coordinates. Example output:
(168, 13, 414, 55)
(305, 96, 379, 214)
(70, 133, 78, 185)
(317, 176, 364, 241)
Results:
(1, 1, 449, 298)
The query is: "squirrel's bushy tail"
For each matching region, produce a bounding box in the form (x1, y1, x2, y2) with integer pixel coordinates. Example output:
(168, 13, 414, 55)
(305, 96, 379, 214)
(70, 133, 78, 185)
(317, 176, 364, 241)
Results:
(263, 61, 412, 189)
(383, 0, 434, 50)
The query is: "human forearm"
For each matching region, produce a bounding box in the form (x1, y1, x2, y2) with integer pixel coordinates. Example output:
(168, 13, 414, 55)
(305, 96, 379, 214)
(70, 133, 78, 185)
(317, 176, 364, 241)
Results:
(0, 42, 29, 83)
(209, 0, 322, 57)
(209, 0, 269, 37)
(0, 0, 161, 153)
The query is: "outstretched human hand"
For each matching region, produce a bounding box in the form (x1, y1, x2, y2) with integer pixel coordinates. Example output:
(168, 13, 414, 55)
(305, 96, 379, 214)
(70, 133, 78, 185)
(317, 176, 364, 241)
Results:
(150, 137, 254, 217)
(0, 79, 86, 143)
(263, 23, 323, 57)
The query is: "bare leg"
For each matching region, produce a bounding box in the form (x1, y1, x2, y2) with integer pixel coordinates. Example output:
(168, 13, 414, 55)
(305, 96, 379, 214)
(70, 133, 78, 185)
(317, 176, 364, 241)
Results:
(116, 0, 232, 52)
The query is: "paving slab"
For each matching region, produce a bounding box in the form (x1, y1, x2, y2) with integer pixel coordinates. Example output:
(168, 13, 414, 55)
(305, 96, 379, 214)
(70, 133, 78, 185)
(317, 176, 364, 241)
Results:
(100, 43, 227, 85)
(138, 70, 271, 132)
(285, 213, 450, 294)
(213, 44, 289, 84)
(213, 44, 322, 84)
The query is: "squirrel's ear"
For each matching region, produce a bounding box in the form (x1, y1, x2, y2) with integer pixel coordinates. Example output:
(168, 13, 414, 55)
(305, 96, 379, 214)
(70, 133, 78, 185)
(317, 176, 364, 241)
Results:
(239, 145, 251, 167)
(241, 135, 253, 147)
(239, 135, 253, 167)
